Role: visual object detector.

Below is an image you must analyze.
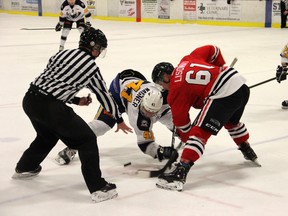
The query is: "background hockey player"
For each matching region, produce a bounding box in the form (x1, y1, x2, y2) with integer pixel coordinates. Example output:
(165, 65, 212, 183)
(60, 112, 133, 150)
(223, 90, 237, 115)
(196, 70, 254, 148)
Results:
(276, 43, 288, 108)
(12, 27, 132, 203)
(152, 45, 259, 191)
(55, 69, 178, 165)
(55, 0, 92, 51)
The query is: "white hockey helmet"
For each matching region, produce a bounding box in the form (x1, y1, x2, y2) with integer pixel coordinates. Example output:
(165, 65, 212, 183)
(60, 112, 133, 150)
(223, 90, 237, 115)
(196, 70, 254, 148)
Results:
(141, 89, 163, 114)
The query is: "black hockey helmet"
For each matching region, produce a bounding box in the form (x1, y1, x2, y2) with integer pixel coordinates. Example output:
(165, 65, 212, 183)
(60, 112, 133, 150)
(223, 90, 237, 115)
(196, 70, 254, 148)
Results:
(119, 69, 147, 81)
(79, 27, 107, 51)
(151, 62, 174, 83)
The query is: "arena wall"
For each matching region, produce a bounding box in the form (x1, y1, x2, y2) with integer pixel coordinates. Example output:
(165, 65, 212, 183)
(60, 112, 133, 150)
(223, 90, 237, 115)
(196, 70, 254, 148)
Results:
(0, 0, 282, 28)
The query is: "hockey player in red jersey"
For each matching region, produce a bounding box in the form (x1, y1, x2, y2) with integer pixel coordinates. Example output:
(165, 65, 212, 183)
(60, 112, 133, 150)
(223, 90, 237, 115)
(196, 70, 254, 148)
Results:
(153, 45, 260, 191)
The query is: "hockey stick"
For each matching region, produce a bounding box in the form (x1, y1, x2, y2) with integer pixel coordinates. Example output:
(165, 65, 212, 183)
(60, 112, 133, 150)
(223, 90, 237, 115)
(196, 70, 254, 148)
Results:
(137, 141, 183, 178)
(228, 58, 285, 89)
(248, 77, 277, 89)
(248, 70, 288, 89)
(230, 57, 238, 67)
(20, 27, 77, 30)
(137, 127, 181, 178)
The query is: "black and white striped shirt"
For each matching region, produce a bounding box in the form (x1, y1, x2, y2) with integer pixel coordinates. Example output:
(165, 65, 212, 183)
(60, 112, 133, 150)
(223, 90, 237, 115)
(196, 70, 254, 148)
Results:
(31, 48, 123, 123)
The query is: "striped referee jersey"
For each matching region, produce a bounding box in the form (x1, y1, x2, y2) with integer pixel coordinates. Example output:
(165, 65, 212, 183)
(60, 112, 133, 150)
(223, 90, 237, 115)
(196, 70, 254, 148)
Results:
(31, 48, 123, 123)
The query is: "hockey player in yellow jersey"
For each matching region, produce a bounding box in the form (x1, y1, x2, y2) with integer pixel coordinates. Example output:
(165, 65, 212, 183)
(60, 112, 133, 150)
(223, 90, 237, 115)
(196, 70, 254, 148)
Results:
(55, 69, 178, 165)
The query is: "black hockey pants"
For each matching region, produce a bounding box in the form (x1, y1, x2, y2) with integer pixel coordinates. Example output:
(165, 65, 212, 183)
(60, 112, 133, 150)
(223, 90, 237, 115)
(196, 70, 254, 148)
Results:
(16, 86, 107, 193)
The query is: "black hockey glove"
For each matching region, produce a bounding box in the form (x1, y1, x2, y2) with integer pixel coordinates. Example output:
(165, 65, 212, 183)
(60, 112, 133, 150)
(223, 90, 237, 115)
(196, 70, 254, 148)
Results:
(276, 65, 287, 83)
(85, 22, 91, 28)
(55, 22, 63, 32)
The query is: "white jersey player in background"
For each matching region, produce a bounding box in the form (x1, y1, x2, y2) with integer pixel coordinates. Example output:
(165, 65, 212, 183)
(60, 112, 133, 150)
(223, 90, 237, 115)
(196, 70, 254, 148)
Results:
(55, 69, 178, 165)
(55, 0, 92, 51)
(276, 43, 288, 109)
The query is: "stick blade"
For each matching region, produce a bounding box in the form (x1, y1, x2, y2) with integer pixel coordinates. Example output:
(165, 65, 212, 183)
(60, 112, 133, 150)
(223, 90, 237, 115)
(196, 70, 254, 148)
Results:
(137, 169, 161, 178)
(137, 170, 154, 178)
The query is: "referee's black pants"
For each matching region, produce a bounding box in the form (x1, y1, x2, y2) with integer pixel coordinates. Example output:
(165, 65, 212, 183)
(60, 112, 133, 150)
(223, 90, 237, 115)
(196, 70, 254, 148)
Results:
(16, 89, 107, 193)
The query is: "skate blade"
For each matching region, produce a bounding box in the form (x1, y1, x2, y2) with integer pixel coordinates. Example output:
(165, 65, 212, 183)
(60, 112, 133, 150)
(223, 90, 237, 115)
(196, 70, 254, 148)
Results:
(156, 179, 183, 191)
(91, 190, 118, 203)
(12, 172, 39, 180)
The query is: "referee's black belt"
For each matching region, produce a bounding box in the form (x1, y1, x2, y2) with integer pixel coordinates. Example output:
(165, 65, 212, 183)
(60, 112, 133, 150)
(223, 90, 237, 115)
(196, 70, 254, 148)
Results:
(28, 85, 56, 100)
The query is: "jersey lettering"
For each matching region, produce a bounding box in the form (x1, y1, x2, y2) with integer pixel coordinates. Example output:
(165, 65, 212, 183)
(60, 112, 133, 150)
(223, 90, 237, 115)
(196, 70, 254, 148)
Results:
(175, 61, 188, 82)
(185, 63, 212, 85)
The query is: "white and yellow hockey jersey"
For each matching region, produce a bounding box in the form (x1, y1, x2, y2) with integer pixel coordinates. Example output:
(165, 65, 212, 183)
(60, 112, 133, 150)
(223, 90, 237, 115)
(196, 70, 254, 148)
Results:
(59, 0, 91, 22)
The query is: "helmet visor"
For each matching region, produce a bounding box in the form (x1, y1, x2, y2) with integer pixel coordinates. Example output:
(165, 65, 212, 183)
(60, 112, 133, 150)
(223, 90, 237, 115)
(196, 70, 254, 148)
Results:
(93, 45, 107, 58)
(99, 47, 107, 58)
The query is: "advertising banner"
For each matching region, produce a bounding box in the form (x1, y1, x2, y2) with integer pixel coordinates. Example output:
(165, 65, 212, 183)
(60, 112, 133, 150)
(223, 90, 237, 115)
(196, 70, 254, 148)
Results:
(119, 0, 136, 17)
(21, 0, 38, 11)
(11, 0, 21, 10)
(272, 0, 281, 17)
(196, 0, 241, 22)
(142, 0, 157, 18)
(11, 0, 38, 11)
(158, 0, 170, 19)
(184, 0, 197, 20)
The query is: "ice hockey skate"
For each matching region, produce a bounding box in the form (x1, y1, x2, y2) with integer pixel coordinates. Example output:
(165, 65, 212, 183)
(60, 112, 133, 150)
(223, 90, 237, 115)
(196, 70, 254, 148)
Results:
(55, 147, 77, 165)
(156, 162, 192, 191)
(91, 183, 118, 203)
(12, 166, 42, 179)
(238, 142, 261, 166)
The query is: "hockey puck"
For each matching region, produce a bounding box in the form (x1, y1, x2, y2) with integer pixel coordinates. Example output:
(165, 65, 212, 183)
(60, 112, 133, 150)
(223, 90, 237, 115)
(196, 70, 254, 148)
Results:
(124, 162, 132, 167)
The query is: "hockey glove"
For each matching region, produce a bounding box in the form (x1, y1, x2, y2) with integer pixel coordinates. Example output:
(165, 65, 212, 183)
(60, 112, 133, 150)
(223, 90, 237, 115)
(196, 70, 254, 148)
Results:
(85, 22, 91, 28)
(276, 65, 287, 83)
(55, 22, 63, 32)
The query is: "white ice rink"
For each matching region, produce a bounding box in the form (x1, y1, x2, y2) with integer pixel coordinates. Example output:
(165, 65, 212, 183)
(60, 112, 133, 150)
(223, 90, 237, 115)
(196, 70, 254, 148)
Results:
(0, 13, 288, 216)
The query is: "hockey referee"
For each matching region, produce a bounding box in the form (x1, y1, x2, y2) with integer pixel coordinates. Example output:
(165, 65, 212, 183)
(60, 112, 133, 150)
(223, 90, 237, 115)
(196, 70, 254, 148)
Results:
(12, 27, 132, 203)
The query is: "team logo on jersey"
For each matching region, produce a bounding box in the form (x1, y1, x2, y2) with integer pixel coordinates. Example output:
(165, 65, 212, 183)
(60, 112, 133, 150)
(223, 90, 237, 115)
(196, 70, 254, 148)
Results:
(143, 131, 155, 140)
(140, 119, 149, 127)
(68, 9, 81, 19)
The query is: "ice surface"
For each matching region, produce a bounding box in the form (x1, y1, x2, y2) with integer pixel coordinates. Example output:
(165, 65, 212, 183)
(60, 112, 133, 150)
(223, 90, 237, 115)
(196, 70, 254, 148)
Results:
(0, 13, 287, 216)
